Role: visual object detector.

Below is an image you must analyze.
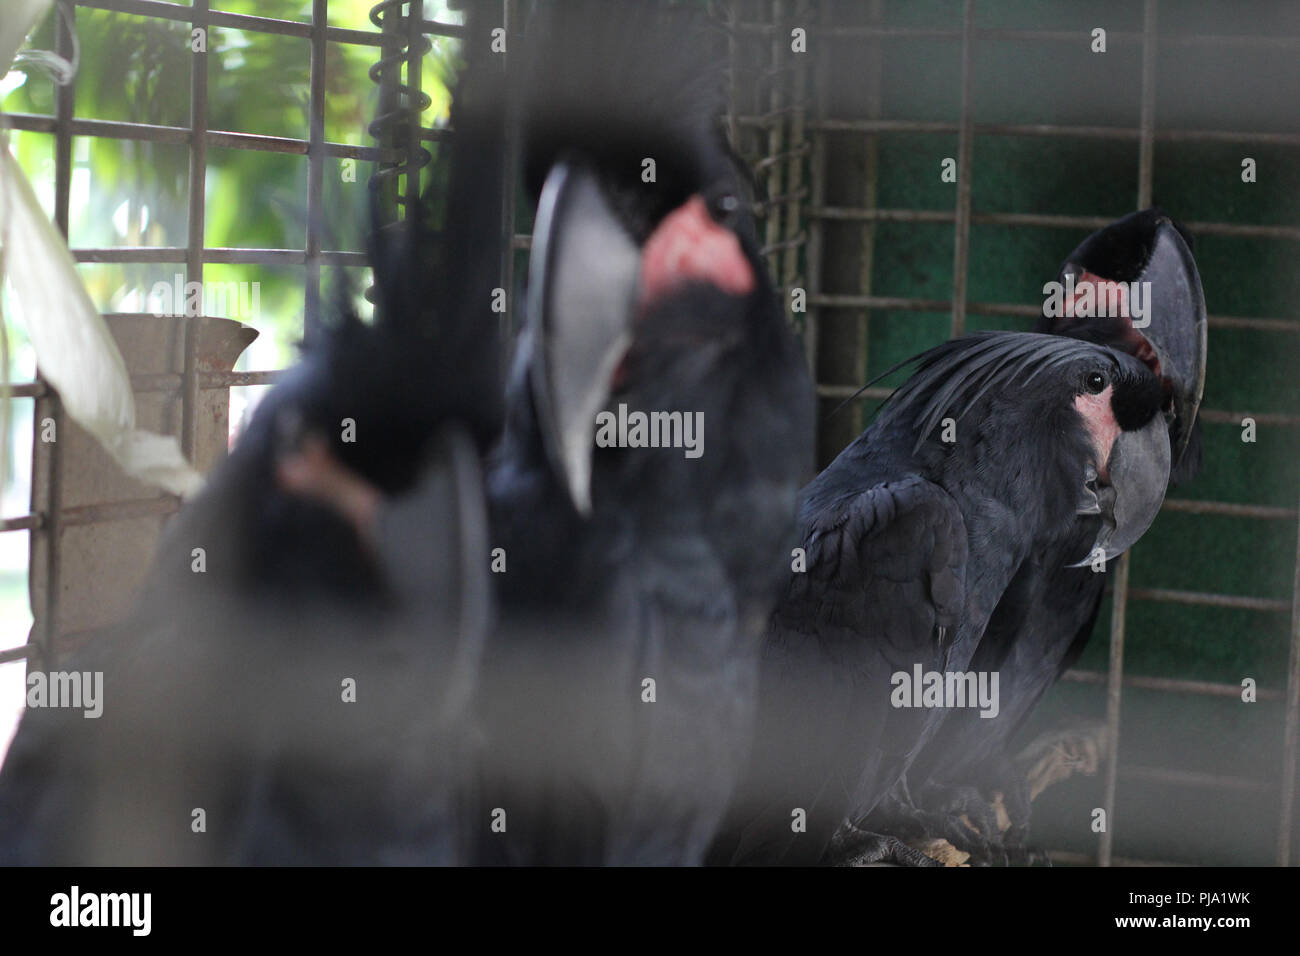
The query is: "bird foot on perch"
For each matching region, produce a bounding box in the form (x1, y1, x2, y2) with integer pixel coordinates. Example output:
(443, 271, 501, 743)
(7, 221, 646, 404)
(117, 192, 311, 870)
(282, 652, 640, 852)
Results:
(826, 823, 944, 867)
(1015, 720, 1110, 802)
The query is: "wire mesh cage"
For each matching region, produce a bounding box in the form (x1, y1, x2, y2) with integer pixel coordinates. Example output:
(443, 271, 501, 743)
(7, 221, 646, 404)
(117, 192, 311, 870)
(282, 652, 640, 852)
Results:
(1, 0, 1297, 867)
(724, 0, 1300, 867)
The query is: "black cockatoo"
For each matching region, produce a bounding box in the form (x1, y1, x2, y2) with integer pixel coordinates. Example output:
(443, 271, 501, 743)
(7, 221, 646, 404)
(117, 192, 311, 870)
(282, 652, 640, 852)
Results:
(900, 210, 1206, 860)
(0, 6, 507, 864)
(475, 0, 814, 865)
(710, 328, 1175, 867)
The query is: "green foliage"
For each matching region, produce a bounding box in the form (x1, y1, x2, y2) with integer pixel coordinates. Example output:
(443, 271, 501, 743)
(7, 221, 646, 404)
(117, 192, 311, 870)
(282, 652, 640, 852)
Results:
(6, 0, 461, 365)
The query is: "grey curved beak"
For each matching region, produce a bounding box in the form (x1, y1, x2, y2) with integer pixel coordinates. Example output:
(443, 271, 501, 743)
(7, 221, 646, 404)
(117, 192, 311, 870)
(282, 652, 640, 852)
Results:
(1069, 413, 1171, 567)
(1134, 219, 1207, 468)
(526, 160, 642, 515)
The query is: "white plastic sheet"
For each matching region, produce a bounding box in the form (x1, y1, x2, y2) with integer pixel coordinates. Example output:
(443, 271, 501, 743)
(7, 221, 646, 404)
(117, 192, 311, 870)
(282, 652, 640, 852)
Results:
(1, 0, 202, 497)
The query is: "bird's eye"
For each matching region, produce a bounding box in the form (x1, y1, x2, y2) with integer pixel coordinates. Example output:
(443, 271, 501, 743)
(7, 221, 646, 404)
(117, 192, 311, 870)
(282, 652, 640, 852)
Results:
(711, 192, 741, 222)
(1085, 371, 1108, 394)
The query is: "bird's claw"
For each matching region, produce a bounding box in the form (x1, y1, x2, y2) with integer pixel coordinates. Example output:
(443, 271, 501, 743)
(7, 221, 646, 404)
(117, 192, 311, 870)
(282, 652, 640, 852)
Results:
(825, 822, 944, 867)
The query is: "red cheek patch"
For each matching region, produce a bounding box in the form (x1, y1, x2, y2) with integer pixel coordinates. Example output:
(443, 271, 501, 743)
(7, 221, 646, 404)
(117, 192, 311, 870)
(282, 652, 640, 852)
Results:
(1067, 270, 1131, 319)
(639, 195, 754, 309)
(1075, 385, 1120, 482)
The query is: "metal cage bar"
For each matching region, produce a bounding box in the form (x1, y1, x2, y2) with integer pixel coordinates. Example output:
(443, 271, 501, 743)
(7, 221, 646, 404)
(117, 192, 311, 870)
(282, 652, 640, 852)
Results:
(948, 0, 973, 339)
(499, 0, 520, 341)
(1279, 491, 1300, 863)
(1097, 0, 1161, 870)
(33, 0, 79, 673)
(303, 0, 329, 343)
(181, 0, 210, 463)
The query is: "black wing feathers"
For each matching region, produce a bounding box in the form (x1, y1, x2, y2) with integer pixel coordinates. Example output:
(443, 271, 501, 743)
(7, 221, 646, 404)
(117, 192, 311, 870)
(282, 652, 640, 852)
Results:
(721, 477, 968, 864)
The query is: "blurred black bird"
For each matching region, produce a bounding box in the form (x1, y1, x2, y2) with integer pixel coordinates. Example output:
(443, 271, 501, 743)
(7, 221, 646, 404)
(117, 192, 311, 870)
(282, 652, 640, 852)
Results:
(710, 328, 1174, 866)
(476, 0, 814, 865)
(0, 4, 507, 864)
(900, 210, 1206, 861)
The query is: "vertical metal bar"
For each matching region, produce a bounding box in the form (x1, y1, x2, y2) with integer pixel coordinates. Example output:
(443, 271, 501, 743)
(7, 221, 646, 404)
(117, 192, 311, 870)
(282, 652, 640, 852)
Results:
(370, 2, 406, 219)
(764, 0, 786, 277)
(725, 0, 740, 161)
(1137, 0, 1158, 209)
(37, 0, 78, 672)
(500, 0, 519, 343)
(182, 0, 211, 462)
(52, 3, 75, 245)
(949, 0, 974, 338)
(405, 0, 424, 203)
(1276, 502, 1300, 865)
(304, 0, 328, 345)
(854, 0, 884, 430)
(1098, 0, 1158, 868)
(1098, 551, 1131, 866)
(779, 0, 808, 300)
(802, 0, 827, 380)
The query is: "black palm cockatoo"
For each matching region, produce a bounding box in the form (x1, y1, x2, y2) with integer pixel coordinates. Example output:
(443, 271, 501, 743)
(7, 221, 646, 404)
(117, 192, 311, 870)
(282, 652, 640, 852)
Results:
(709, 328, 1174, 867)
(476, 0, 814, 865)
(900, 209, 1206, 861)
(0, 6, 507, 864)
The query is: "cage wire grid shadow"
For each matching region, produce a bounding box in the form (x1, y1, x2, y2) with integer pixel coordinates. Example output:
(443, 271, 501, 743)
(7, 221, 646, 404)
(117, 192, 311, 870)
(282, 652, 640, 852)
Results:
(0, 0, 1297, 866)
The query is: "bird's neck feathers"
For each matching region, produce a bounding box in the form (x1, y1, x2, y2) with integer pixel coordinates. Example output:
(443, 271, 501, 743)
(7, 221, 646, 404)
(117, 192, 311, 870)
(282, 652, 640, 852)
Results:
(923, 395, 1093, 551)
